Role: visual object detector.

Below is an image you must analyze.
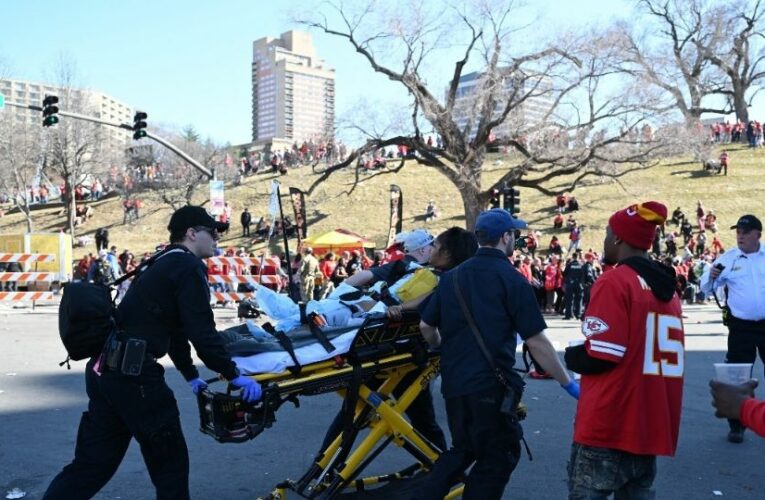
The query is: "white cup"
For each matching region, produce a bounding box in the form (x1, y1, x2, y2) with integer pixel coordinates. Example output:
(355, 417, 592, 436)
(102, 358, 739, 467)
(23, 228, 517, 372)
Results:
(568, 340, 585, 380)
(713, 363, 753, 385)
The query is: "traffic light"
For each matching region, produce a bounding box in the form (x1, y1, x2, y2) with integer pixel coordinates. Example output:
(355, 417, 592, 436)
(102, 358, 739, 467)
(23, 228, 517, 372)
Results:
(132, 111, 148, 140)
(502, 185, 521, 216)
(489, 189, 501, 209)
(42, 95, 59, 127)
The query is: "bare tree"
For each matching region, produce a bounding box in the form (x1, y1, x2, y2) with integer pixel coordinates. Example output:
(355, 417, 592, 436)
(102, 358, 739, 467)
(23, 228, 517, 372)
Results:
(698, 0, 765, 123)
(301, 1, 667, 227)
(42, 57, 106, 235)
(147, 127, 223, 210)
(621, 0, 730, 125)
(0, 118, 43, 232)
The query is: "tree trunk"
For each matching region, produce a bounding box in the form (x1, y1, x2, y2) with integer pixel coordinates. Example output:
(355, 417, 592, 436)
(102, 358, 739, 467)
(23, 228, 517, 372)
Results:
(459, 180, 485, 230)
(65, 175, 76, 236)
(23, 207, 33, 233)
(732, 80, 749, 123)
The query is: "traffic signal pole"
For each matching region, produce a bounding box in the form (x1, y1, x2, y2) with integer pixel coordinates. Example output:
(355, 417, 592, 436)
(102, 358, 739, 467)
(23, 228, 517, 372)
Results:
(3, 101, 213, 179)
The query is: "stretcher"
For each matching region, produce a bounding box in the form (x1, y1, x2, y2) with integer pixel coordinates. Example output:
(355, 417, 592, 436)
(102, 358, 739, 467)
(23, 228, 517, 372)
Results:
(197, 312, 465, 499)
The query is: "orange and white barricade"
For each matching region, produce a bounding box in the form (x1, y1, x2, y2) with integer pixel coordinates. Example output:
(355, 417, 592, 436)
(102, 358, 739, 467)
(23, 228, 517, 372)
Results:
(0, 253, 56, 263)
(208, 275, 281, 286)
(210, 292, 255, 303)
(0, 253, 57, 302)
(0, 291, 55, 301)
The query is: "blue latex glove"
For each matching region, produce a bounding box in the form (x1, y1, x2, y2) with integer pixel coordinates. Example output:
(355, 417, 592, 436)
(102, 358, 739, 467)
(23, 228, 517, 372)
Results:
(562, 380, 580, 400)
(231, 375, 262, 403)
(189, 378, 208, 395)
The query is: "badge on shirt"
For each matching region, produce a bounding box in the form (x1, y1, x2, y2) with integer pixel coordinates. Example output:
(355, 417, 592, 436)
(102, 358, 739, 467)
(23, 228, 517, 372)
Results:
(582, 316, 609, 337)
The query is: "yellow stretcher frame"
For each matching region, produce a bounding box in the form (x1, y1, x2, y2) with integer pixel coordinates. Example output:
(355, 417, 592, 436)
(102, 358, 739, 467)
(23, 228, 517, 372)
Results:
(259, 351, 464, 500)
(199, 315, 465, 499)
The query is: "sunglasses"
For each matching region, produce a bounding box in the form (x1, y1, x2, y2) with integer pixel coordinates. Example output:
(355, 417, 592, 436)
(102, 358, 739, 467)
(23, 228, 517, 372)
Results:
(192, 226, 219, 241)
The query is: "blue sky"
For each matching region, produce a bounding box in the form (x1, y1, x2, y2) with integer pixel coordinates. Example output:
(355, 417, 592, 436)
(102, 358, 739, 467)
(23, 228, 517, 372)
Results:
(5, 0, 736, 146)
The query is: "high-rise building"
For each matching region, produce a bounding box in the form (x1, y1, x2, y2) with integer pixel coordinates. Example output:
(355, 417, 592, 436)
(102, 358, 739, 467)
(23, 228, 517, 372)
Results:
(451, 70, 554, 141)
(251, 31, 335, 147)
(0, 78, 133, 157)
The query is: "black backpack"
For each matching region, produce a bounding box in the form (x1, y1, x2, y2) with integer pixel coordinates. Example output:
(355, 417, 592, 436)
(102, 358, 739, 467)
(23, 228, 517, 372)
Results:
(57, 248, 174, 368)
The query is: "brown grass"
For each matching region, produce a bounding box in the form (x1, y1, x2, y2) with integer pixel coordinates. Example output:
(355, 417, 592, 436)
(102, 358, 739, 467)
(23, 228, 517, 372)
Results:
(1, 143, 762, 263)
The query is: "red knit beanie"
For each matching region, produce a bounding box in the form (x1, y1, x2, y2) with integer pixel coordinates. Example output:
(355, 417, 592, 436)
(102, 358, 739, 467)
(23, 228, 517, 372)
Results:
(608, 201, 667, 250)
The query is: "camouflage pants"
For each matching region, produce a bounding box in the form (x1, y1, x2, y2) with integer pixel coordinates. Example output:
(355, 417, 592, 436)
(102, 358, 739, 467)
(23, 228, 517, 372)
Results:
(567, 443, 656, 500)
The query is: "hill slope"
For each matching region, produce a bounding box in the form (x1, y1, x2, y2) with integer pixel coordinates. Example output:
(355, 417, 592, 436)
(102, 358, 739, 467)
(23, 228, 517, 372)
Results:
(0, 144, 761, 261)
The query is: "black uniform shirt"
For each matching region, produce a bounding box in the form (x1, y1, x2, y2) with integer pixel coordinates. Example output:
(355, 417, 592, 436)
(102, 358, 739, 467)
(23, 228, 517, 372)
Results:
(116, 245, 238, 381)
(564, 259, 584, 284)
(419, 247, 547, 399)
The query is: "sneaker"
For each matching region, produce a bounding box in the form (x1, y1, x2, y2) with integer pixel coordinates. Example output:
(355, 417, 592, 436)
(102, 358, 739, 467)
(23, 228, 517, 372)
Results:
(727, 430, 745, 443)
(529, 370, 553, 380)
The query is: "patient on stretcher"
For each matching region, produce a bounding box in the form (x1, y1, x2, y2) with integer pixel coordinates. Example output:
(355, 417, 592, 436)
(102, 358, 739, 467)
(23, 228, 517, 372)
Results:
(222, 228, 478, 373)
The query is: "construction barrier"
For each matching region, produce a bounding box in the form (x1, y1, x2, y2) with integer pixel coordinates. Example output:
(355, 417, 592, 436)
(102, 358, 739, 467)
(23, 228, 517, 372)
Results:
(0, 272, 55, 282)
(208, 275, 281, 286)
(0, 253, 56, 263)
(210, 292, 255, 303)
(0, 253, 58, 302)
(207, 256, 281, 268)
(0, 292, 55, 301)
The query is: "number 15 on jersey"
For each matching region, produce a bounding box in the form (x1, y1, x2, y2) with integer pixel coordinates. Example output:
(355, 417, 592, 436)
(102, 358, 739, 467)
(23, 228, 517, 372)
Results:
(643, 312, 684, 377)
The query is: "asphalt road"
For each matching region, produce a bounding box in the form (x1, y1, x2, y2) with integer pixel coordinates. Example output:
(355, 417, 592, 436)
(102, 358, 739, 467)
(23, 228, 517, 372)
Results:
(1, 302, 763, 499)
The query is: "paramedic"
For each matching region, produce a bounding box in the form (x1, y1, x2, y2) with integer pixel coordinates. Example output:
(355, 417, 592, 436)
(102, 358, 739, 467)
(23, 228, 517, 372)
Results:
(44, 206, 261, 500)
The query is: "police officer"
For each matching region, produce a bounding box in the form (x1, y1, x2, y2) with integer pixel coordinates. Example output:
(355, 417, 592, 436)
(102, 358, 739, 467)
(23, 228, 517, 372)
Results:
(563, 251, 585, 320)
(701, 214, 765, 443)
(44, 206, 262, 500)
(418, 208, 579, 499)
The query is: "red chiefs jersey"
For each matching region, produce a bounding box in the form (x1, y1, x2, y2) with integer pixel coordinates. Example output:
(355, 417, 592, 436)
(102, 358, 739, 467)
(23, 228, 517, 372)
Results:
(574, 264, 684, 456)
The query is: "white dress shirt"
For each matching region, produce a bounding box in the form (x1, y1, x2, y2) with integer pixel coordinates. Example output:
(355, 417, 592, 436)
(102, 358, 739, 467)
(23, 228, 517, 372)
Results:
(701, 244, 765, 321)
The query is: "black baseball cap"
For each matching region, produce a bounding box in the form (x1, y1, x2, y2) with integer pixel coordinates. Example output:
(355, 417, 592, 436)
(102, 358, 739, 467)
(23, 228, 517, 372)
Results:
(730, 215, 762, 232)
(167, 206, 229, 234)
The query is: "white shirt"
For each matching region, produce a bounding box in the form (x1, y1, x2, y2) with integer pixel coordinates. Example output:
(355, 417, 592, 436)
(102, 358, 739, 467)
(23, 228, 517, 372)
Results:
(701, 244, 765, 321)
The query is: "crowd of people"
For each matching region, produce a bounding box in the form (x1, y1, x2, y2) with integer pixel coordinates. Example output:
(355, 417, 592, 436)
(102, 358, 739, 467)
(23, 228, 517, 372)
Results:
(46, 196, 765, 500)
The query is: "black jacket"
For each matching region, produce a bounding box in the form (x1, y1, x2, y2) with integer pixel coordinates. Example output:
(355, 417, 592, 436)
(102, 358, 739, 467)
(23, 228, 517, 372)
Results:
(116, 245, 238, 381)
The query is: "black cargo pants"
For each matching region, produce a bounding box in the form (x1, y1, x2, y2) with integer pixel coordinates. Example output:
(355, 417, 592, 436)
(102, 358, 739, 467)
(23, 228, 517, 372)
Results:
(43, 359, 189, 500)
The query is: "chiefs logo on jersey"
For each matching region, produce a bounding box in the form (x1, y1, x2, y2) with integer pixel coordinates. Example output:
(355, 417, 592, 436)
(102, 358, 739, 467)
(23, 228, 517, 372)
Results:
(582, 316, 609, 337)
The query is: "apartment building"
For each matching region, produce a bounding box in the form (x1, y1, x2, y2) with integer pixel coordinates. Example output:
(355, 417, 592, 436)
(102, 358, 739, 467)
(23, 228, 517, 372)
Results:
(251, 30, 335, 147)
(451, 70, 554, 141)
(0, 78, 133, 158)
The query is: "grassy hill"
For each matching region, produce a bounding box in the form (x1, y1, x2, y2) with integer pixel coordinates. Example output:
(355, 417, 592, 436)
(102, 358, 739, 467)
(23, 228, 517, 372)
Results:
(1, 143, 762, 262)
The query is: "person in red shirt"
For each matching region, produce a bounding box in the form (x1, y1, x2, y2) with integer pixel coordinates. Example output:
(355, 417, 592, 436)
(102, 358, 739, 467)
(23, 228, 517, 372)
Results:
(565, 201, 684, 498)
(710, 380, 765, 437)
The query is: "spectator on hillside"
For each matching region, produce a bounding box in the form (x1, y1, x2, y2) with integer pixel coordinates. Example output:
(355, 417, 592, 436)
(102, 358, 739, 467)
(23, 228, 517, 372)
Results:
(553, 211, 564, 229)
(240, 208, 252, 237)
(568, 196, 579, 212)
(425, 200, 440, 222)
(720, 151, 729, 176)
(671, 206, 685, 226)
(681, 219, 693, 245)
(568, 225, 582, 254)
(696, 201, 706, 230)
(705, 211, 718, 233)
(95, 227, 109, 252)
(549, 235, 564, 256)
(567, 215, 577, 231)
(556, 193, 567, 211)
(696, 230, 707, 257)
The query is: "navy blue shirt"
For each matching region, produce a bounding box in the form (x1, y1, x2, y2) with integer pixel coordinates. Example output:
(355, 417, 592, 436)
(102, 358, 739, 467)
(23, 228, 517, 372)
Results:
(419, 247, 547, 399)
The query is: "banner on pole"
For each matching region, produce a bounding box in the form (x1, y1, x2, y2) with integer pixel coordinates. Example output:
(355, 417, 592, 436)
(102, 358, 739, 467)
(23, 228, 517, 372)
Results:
(209, 180, 225, 215)
(289, 187, 307, 247)
(386, 185, 403, 247)
(267, 180, 280, 239)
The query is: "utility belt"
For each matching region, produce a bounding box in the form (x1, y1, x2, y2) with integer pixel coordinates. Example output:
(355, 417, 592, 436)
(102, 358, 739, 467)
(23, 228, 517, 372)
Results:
(728, 314, 765, 330)
(103, 337, 156, 376)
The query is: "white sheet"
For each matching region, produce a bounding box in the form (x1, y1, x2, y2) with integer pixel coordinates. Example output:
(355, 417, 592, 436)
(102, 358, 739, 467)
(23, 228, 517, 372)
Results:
(233, 330, 359, 375)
